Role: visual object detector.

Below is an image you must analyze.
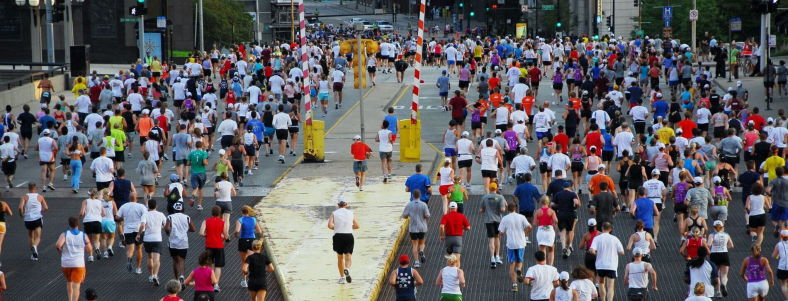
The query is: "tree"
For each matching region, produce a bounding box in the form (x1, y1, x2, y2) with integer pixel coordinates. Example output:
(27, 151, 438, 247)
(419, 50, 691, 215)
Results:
(197, 0, 253, 48)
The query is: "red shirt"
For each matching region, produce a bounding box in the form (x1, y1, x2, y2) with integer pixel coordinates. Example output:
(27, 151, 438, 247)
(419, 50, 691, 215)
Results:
(648, 55, 659, 67)
(157, 116, 168, 134)
(351, 142, 371, 161)
(449, 97, 468, 119)
(204, 217, 225, 249)
(554, 133, 569, 154)
(586, 132, 602, 155)
(488, 77, 501, 91)
(677, 119, 697, 139)
(529, 68, 542, 83)
(746, 114, 765, 131)
(440, 211, 470, 236)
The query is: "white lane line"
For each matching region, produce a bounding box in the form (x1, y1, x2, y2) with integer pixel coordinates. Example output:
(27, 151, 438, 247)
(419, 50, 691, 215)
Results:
(15, 181, 29, 187)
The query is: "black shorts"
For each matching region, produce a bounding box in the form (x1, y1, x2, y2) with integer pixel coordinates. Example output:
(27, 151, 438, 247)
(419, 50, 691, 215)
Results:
(540, 162, 549, 174)
(207, 247, 226, 268)
(169, 248, 188, 258)
(452, 117, 464, 126)
(333, 233, 354, 254)
(139, 136, 148, 146)
(481, 170, 497, 178)
(584, 252, 597, 272)
(566, 79, 575, 86)
(698, 123, 709, 133)
(654, 202, 664, 212)
(458, 159, 472, 169)
(778, 269, 788, 280)
(113, 150, 125, 162)
(471, 122, 482, 129)
(553, 83, 563, 90)
(485, 222, 500, 238)
(247, 277, 268, 292)
(1, 161, 16, 175)
(409, 232, 426, 240)
(580, 109, 591, 119)
(543, 61, 552, 66)
(634, 121, 646, 134)
(505, 150, 517, 162)
(615, 78, 624, 86)
(24, 218, 43, 230)
(144, 241, 161, 253)
(674, 202, 688, 214)
(709, 252, 730, 267)
(571, 161, 584, 172)
(459, 81, 469, 89)
(597, 269, 617, 279)
(495, 124, 507, 132)
(765, 81, 775, 88)
(124, 232, 143, 245)
(275, 129, 288, 140)
(601, 150, 615, 162)
(713, 126, 725, 139)
(480, 117, 487, 124)
(221, 135, 234, 149)
(244, 145, 256, 156)
(367, 66, 376, 74)
(39, 161, 54, 167)
(531, 82, 540, 89)
(681, 78, 691, 86)
(238, 238, 254, 252)
(519, 210, 534, 218)
(193, 291, 215, 301)
(83, 221, 102, 235)
(750, 214, 767, 228)
(557, 215, 577, 231)
(20, 130, 32, 140)
(60, 158, 70, 166)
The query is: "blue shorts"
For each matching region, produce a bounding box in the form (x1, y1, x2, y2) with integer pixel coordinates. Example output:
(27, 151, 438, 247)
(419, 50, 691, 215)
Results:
(190, 173, 206, 189)
(264, 127, 275, 137)
(507, 248, 525, 263)
(101, 220, 116, 233)
(440, 92, 448, 97)
(448, 60, 456, 65)
(444, 148, 458, 157)
(771, 204, 788, 221)
(318, 92, 329, 101)
(353, 160, 368, 173)
(536, 131, 551, 140)
(669, 80, 679, 87)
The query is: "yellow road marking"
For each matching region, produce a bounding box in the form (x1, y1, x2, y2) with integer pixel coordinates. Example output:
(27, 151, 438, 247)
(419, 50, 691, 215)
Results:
(425, 142, 445, 182)
(390, 85, 410, 108)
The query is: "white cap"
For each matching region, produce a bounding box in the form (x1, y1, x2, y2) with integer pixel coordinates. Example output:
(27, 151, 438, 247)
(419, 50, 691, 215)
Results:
(204, 106, 210, 111)
(656, 93, 663, 98)
(727, 87, 734, 92)
(598, 163, 606, 170)
(141, 109, 150, 115)
(495, 129, 502, 134)
(587, 218, 597, 226)
(768, 117, 775, 123)
(461, 131, 469, 137)
(186, 92, 192, 96)
(337, 198, 348, 205)
(449, 202, 458, 209)
(676, 128, 683, 134)
(582, 90, 589, 95)
(704, 84, 710, 88)
(748, 120, 755, 125)
(713, 220, 724, 227)
(559, 271, 570, 281)
(713, 176, 722, 183)
(781, 229, 788, 238)
(737, 81, 742, 86)
(632, 247, 643, 256)
(219, 149, 226, 155)
(41, 129, 51, 135)
(693, 176, 703, 184)
(227, 103, 234, 109)
(353, 135, 362, 140)
(41, 104, 47, 109)
(651, 169, 661, 175)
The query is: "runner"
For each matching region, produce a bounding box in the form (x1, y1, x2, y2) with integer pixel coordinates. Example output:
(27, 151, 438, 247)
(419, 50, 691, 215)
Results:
(136, 151, 158, 201)
(708, 220, 734, 297)
(553, 181, 580, 259)
(164, 201, 195, 288)
(20, 182, 47, 260)
(186, 141, 209, 210)
(402, 189, 430, 268)
(200, 206, 228, 291)
(116, 192, 146, 274)
(56, 216, 92, 301)
(497, 202, 531, 292)
(623, 247, 658, 300)
(184, 250, 219, 300)
(215, 172, 237, 238)
(533, 196, 558, 265)
(36, 129, 57, 192)
(272, 104, 291, 163)
(436, 254, 466, 300)
(524, 250, 559, 300)
(456, 131, 475, 187)
(388, 254, 424, 299)
(740, 244, 774, 301)
(0, 135, 19, 190)
(328, 198, 359, 284)
(376, 120, 393, 183)
(480, 183, 506, 268)
(79, 189, 106, 262)
(242, 239, 274, 301)
(589, 222, 625, 301)
(99, 188, 117, 259)
(137, 199, 167, 286)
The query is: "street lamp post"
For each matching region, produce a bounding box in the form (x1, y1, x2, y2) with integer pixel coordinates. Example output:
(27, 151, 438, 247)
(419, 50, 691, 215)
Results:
(16, 0, 43, 64)
(64, 0, 84, 66)
(44, 0, 55, 64)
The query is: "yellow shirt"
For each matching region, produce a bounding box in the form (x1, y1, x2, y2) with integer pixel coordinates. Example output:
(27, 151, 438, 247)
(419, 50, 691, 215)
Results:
(764, 155, 786, 180)
(656, 127, 675, 145)
(474, 46, 483, 58)
(71, 83, 87, 97)
(151, 60, 162, 72)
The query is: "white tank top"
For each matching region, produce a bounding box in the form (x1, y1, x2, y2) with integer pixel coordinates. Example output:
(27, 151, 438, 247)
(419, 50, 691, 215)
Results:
(710, 231, 729, 253)
(201, 112, 212, 127)
(332, 208, 354, 234)
(61, 230, 86, 268)
(101, 200, 115, 221)
(65, 120, 76, 135)
(627, 262, 649, 288)
(553, 287, 574, 301)
(83, 198, 103, 223)
(215, 181, 233, 203)
(38, 137, 55, 162)
(778, 241, 788, 270)
(244, 132, 255, 145)
(749, 195, 766, 215)
(24, 193, 43, 221)
(456, 139, 473, 161)
(144, 140, 160, 161)
(440, 266, 462, 295)
(439, 167, 453, 186)
(634, 231, 650, 255)
(378, 129, 393, 152)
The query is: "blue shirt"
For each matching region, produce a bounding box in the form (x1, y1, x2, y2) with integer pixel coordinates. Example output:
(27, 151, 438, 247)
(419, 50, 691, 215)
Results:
(405, 173, 431, 201)
(247, 119, 265, 142)
(627, 86, 643, 103)
(39, 115, 56, 129)
(384, 115, 398, 134)
(634, 197, 655, 228)
(436, 76, 450, 93)
(663, 58, 674, 69)
(238, 216, 257, 239)
(591, 67, 601, 79)
(603, 134, 615, 151)
(652, 100, 669, 119)
(513, 182, 541, 213)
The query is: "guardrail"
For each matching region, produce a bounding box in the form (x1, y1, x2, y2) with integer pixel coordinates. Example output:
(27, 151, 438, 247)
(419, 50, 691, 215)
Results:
(0, 63, 69, 91)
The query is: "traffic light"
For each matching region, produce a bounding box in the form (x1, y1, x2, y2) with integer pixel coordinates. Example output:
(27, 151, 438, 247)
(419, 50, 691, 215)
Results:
(768, 0, 780, 13)
(486, 7, 489, 11)
(634, 0, 638, 6)
(470, 11, 475, 17)
(605, 16, 612, 27)
(556, 22, 562, 28)
(459, 3, 463, 7)
(492, 4, 497, 9)
(52, 0, 65, 22)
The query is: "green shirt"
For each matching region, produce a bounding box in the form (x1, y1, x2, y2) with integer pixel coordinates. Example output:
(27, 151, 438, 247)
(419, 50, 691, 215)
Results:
(450, 184, 464, 203)
(109, 129, 126, 151)
(188, 149, 209, 174)
(730, 49, 739, 64)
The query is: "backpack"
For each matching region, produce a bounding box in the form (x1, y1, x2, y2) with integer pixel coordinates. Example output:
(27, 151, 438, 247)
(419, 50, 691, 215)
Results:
(167, 184, 181, 203)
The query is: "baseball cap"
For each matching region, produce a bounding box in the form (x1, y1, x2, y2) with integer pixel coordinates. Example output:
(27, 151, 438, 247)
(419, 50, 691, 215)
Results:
(186, 92, 192, 96)
(590, 146, 597, 151)
(172, 202, 184, 212)
(676, 128, 683, 134)
(582, 90, 589, 95)
(693, 176, 703, 184)
(203, 106, 210, 111)
(399, 254, 410, 264)
(651, 169, 661, 175)
(141, 109, 150, 115)
(656, 93, 663, 98)
(442, 70, 447, 74)
(563, 181, 572, 188)
(748, 120, 755, 125)
(768, 117, 775, 124)
(449, 202, 458, 209)
(713, 220, 724, 227)
(489, 182, 498, 191)
(781, 229, 788, 238)
(613, 85, 619, 89)
(170, 174, 179, 182)
(41, 104, 47, 109)
(461, 131, 469, 137)
(175, 77, 181, 82)
(495, 129, 502, 134)
(713, 176, 722, 183)
(227, 103, 234, 109)
(353, 135, 362, 140)
(587, 218, 597, 226)
(598, 163, 606, 170)
(704, 84, 710, 88)
(727, 87, 733, 92)
(337, 198, 348, 205)
(559, 271, 570, 281)
(632, 247, 643, 256)
(737, 80, 742, 87)
(219, 149, 226, 155)
(42, 129, 50, 135)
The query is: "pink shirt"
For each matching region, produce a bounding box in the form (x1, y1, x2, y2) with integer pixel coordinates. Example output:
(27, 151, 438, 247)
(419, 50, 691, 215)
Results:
(193, 267, 214, 291)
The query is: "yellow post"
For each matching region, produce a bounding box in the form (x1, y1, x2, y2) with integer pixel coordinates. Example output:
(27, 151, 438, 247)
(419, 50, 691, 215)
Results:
(302, 120, 325, 162)
(399, 119, 421, 162)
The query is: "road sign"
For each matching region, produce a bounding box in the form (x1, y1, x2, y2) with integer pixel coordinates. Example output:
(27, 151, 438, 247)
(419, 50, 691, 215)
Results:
(665, 21, 670, 27)
(120, 18, 136, 22)
(663, 6, 672, 22)
(521, 5, 528, 12)
(542, 5, 554, 10)
(771, 35, 777, 47)
(506, 19, 511, 24)
(689, 9, 698, 21)
(156, 16, 166, 29)
(662, 27, 672, 38)
(731, 17, 742, 32)
(459, 14, 463, 20)
(635, 30, 644, 38)
(528, 0, 536, 8)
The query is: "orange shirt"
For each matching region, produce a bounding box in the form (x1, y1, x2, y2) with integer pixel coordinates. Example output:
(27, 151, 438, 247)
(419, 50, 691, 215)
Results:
(588, 174, 615, 197)
(478, 100, 490, 116)
(350, 142, 371, 161)
(490, 93, 503, 108)
(138, 117, 154, 137)
(489, 77, 501, 91)
(568, 98, 581, 111)
(522, 96, 535, 115)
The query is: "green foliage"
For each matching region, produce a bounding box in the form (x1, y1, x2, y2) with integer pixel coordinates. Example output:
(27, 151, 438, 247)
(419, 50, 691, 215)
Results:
(196, 0, 253, 48)
(171, 50, 192, 58)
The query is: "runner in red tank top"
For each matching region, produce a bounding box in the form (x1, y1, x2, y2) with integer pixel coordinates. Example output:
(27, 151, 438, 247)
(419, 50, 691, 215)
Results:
(580, 218, 600, 273)
(199, 206, 227, 292)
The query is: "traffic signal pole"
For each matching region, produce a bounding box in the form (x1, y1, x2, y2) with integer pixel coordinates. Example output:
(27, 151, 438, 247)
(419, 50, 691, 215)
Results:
(139, 15, 145, 60)
(45, 0, 54, 64)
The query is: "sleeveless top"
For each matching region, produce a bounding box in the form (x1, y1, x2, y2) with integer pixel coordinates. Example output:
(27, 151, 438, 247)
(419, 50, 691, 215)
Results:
(688, 216, 704, 231)
(571, 146, 583, 162)
(61, 229, 86, 268)
(504, 130, 518, 151)
(749, 195, 766, 215)
(238, 216, 257, 239)
(683, 158, 696, 177)
(777, 241, 788, 270)
(450, 184, 464, 203)
(675, 182, 689, 204)
(83, 198, 103, 223)
(539, 146, 551, 163)
(746, 256, 767, 282)
(444, 129, 457, 149)
(439, 167, 453, 186)
(587, 156, 600, 172)
(553, 287, 574, 300)
(565, 108, 579, 126)
(538, 207, 552, 226)
(101, 199, 115, 221)
(619, 161, 631, 182)
(216, 160, 229, 174)
(687, 237, 702, 258)
(456, 139, 473, 161)
(24, 193, 43, 222)
(627, 262, 649, 288)
(586, 230, 598, 249)
(231, 146, 244, 161)
(332, 208, 353, 234)
(471, 109, 481, 123)
(193, 267, 214, 291)
(243, 132, 255, 145)
(634, 231, 650, 255)
(710, 231, 729, 253)
(395, 267, 417, 299)
(440, 266, 462, 295)
(713, 186, 728, 206)
(113, 179, 132, 206)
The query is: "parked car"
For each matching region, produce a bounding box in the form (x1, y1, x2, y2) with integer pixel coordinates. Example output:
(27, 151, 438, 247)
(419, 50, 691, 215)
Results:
(360, 20, 374, 31)
(375, 20, 394, 32)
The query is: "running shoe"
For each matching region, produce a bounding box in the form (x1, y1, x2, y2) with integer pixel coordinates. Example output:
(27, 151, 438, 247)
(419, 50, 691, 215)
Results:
(721, 284, 728, 297)
(355, 177, 360, 187)
(127, 153, 132, 158)
(103, 251, 109, 259)
(213, 284, 220, 292)
(118, 241, 125, 249)
(95, 248, 102, 260)
(511, 284, 518, 292)
(31, 246, 38, 259)
(413, 260, 420, 268)
(240, 279, 248, 288)
(419, 250, 426, 264)
(253, 166, 258, 170)
(135, 268, 142, 274)
(713, 291, 722, 298)
(495, 256, 503, 264)
(63, 174, 68, 181)
(490, 262, 496, 269)
(197, 205, 203, 211)
(338, 277, 346, 284)
(4, 186, 8, 192)
(359, 186, 363, 191)
(189, 198, 195, 207)
(516, 269, 524, 283)
(87, 256, 94, 262)
(155, 178, 159, 186)
(239, 181, 244, 187)
(344, 269, 352, 283)
(255, 160, 259, 166)
(153, 276, 160, 286)
(163, 154, 169, 161)
(148, 276, 154, 282)
(335, 103, 339, 109)
(31, 255, 37, 261)
(270, 149, 274, 155)
(383, 177, 387, 183)
(72, 188, 78, 194)
(562, 248, 569, 259)
(48, 183, 55, 190)
(127, 259, 133, 273)
(566, 248, 572, 257)
(23, 153, 28, 159)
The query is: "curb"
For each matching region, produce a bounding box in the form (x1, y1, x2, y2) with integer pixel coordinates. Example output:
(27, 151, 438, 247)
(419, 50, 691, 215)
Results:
(368, 215, 409, 301)
(258, 197, 293, 301)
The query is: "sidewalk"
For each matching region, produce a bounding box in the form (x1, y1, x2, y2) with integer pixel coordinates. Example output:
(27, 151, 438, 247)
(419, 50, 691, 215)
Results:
(254, 81, 441, 300)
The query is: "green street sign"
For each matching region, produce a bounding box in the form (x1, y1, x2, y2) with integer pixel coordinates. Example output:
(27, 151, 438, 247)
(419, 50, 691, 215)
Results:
(635, 30, 644, 37)
(542, 5, 554, 10)
(120, 18, 137, 22)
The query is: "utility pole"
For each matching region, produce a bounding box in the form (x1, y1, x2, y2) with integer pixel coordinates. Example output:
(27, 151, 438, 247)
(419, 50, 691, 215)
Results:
(356, 24, 365, 141)
(199, 0, 204, 51)
(139, 14, 145, 60)
(44, 0, 54, 64)
(64, 0, 73, 65)
(691, 0, 696, 54)
(760, 0, 769, 73)
(291, 0, 295, 41)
